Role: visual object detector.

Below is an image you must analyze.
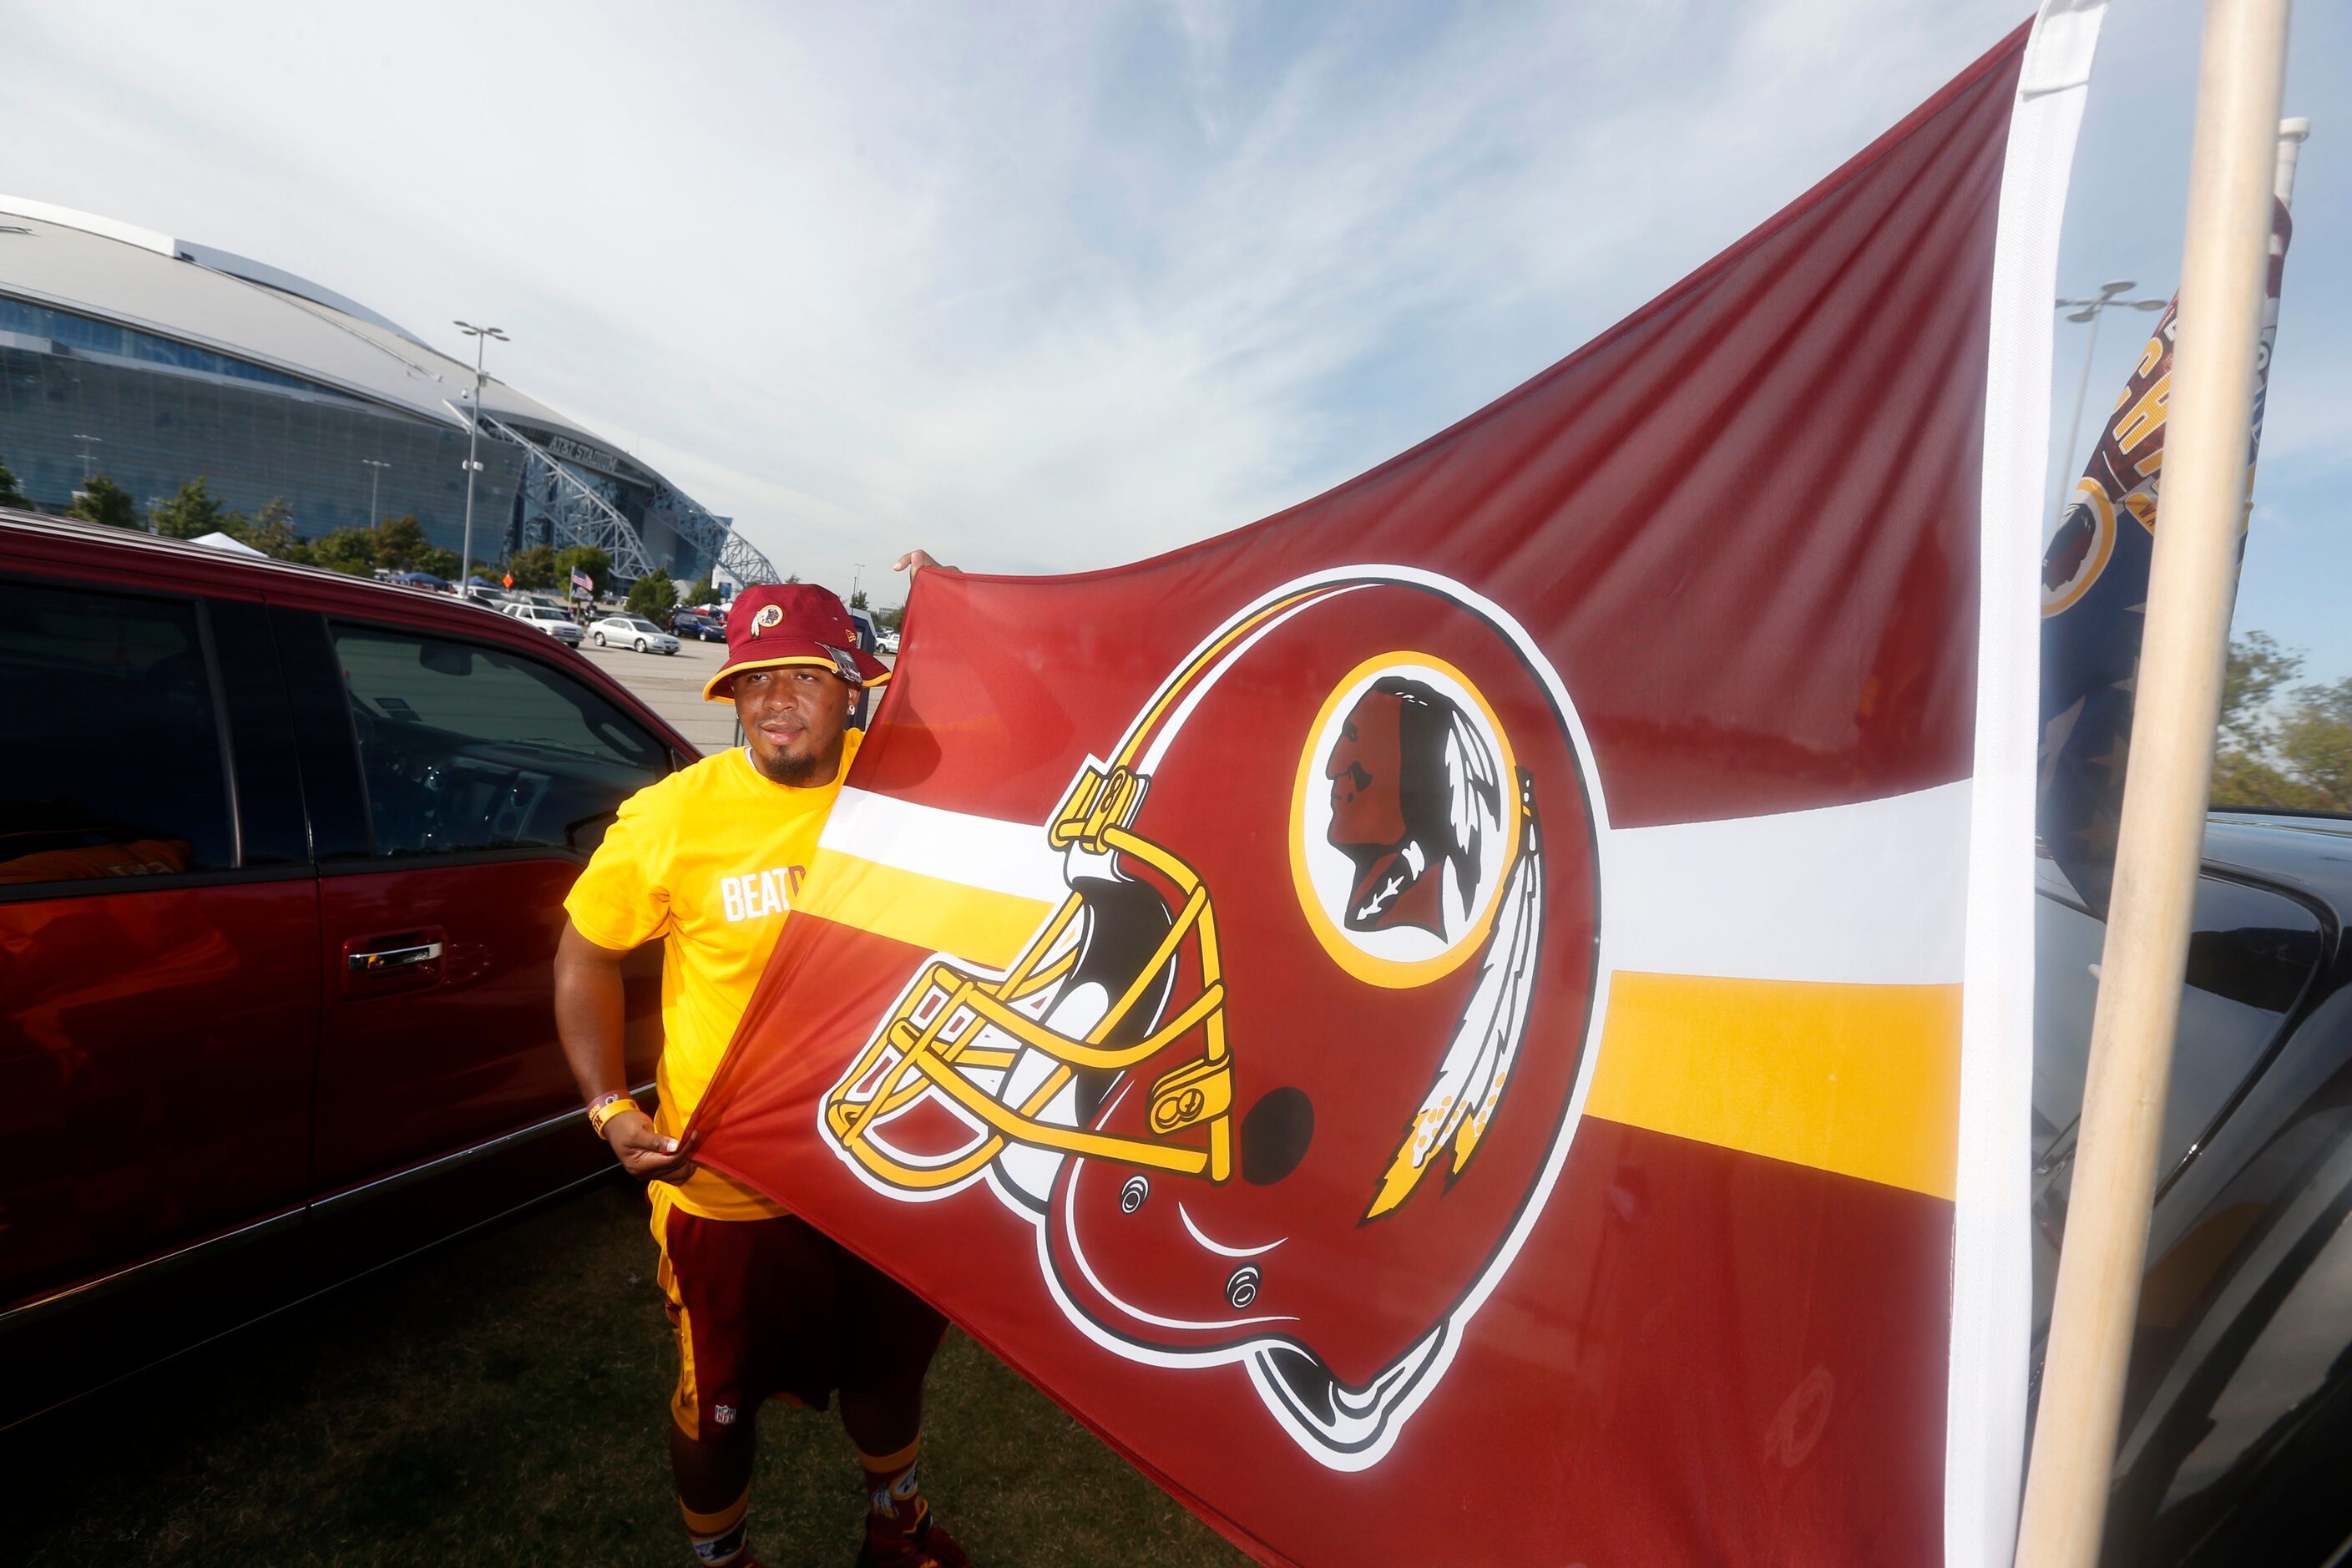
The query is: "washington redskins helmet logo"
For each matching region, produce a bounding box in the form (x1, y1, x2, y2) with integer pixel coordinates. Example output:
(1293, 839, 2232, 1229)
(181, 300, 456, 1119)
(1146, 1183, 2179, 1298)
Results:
(821, 569, 1605, 1468)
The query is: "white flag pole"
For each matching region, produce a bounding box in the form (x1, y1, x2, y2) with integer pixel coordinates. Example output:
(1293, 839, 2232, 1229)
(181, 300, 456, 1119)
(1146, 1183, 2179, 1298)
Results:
(2012, 3, 2293, 1566)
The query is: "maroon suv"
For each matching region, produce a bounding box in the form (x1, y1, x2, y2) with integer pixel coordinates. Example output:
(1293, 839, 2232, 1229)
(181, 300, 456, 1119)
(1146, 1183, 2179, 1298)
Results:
(0, 515, 680, 1427)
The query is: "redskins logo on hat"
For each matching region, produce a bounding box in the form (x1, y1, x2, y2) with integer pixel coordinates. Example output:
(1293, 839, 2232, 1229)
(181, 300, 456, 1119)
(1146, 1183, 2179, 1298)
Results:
(752, 603, 785, 636)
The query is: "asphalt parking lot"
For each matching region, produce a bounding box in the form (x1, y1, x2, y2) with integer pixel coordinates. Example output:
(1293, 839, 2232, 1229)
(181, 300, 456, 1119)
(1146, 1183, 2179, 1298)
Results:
(574, 634, 739, 754)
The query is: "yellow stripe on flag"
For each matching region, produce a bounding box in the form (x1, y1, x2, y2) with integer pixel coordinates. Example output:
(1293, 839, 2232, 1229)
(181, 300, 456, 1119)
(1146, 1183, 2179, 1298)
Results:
(1586, 972, 1962, 1201)
(799, 850, 1055, 971)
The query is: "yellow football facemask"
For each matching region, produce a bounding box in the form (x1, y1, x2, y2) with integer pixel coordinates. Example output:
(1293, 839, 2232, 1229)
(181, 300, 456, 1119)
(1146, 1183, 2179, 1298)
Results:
(822, 762, 1235, 1193)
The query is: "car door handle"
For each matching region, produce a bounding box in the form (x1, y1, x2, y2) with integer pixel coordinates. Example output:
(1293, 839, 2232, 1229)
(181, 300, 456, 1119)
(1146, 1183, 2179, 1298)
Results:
(346, 940, 445, 974)
(341, 927, 448, 999)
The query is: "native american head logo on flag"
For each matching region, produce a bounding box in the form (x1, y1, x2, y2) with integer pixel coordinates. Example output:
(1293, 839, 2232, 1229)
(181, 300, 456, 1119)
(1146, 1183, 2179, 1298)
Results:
(819, 571, 1602, 1468)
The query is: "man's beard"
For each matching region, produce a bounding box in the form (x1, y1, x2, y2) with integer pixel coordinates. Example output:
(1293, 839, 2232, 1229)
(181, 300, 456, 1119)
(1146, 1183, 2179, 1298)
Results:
(752, 742, 837, 787)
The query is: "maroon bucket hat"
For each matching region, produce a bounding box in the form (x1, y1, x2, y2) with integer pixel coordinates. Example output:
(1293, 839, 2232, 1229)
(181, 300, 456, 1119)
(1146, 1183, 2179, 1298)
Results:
(701, 583, 890, 701)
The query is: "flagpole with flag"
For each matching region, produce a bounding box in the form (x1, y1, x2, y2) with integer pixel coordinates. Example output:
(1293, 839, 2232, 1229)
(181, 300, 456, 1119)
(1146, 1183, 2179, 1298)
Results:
(2016, 2, 2296, 1565)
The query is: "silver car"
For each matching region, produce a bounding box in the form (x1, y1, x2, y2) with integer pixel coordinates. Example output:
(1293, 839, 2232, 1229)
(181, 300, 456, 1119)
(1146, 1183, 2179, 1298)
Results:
(587, 614, 680, 655)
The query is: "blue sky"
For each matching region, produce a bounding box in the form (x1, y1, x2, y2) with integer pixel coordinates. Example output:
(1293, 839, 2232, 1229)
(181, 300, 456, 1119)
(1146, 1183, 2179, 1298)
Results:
(1, 1, 2342, 678)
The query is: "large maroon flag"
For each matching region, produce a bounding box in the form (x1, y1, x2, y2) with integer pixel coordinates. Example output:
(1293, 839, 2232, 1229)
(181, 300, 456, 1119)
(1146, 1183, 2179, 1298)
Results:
(688, 12, 2106, 1562)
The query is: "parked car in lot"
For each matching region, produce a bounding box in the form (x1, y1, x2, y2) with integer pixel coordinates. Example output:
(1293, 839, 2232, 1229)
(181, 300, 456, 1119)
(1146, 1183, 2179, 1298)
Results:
(2029, 812, 2352, 1565)
(0, 512, 685, 1429)
(669, 609, 725, 643)
(877, 627, 900, 655)
(502, 601, 584, 645)
(586, 614, 680, 655)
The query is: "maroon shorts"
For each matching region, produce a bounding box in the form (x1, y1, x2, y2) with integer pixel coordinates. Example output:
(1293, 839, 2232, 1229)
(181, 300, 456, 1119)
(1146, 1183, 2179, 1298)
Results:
(651, 1191, 948, 1440)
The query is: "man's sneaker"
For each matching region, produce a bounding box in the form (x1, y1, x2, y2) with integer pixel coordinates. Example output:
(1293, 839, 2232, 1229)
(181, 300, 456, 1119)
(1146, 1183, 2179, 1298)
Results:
(855, 1509, 971, 1568)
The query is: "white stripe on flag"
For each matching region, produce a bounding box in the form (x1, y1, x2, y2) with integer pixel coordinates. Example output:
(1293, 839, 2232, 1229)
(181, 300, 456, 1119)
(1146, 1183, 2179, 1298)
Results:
(825, 779, 1973, 989)
(1603, 781, 1969, 987)
(822, 786, 1067, 905)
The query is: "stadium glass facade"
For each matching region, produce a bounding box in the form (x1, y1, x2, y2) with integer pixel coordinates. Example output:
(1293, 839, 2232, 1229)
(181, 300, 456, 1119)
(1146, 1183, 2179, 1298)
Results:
(0, 201, 741, 585)
(0, 311, 526, 552)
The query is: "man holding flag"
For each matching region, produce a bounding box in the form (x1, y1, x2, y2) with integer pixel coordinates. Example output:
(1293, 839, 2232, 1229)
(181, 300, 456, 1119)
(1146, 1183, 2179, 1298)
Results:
(554, 567, 970, 1568)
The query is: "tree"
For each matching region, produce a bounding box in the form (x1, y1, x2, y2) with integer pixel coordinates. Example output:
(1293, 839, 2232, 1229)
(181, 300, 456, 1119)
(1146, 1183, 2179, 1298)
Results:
(626, 573, 680, 620)
(555, 544, 613, 598)
(2274, 680, 2352, 812)
(849, 587, 870, 610)
(680, 576, 715, 608)
(2211, 632, 2352, 812)
(309, 527, 381, 577)
(0, 455, 30, 509)
(416, 544, 463, 580)
(2211, 746, 2315, 810)
(150, 476, 231, 539)
(2212, 633, 2305, 807)
(508, 544, 561, 590)
(249, 498, 301, 559)
(2219, 631, 2302, 752)
(65, 473, 144, 530)
(374, 514, 429, 571)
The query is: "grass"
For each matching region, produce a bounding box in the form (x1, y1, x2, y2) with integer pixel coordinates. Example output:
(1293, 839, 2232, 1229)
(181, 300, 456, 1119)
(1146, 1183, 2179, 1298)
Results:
(4, 1180, 1246, 1567)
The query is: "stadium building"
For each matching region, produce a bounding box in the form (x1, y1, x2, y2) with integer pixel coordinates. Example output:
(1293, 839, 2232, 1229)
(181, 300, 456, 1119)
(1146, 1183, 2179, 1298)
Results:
(0, 195, 776, 586)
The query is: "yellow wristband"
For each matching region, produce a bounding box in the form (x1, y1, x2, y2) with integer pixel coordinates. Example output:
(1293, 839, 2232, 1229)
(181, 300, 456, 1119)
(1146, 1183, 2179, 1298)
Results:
(587, 1094, 641, 1139)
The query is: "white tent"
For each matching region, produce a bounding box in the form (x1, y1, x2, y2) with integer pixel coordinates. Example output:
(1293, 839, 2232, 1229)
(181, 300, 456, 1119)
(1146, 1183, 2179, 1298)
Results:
(191, 530, 265, 557)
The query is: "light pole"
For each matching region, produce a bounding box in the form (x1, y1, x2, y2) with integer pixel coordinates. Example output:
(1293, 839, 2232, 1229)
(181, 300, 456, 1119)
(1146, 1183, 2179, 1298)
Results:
(453, 321, 508, 594)
(2053, 281, 2167, 524)
(361, 458, 391, 527)
(852, 562, 866, 607)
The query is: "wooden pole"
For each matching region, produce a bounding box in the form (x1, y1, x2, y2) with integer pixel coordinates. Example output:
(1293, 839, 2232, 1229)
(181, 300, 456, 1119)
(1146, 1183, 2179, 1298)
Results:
(2011, 4, 2291, 1566)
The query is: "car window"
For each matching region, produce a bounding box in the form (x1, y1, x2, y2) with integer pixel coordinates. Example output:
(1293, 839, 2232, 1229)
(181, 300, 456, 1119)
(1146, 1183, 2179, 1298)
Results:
(0, 579, 235, 885)
(330, 622, 668, 857)
(2033, 863, 2324, 1173)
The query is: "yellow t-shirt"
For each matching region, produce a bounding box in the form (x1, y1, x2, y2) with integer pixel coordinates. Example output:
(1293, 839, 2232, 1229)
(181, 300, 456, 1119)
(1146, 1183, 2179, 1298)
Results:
(564, 730, 864, 1220)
